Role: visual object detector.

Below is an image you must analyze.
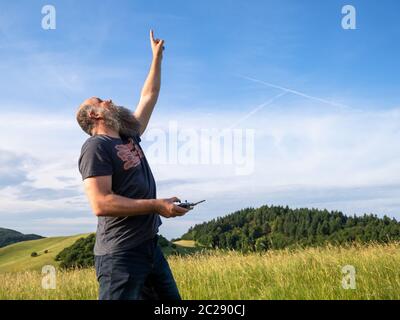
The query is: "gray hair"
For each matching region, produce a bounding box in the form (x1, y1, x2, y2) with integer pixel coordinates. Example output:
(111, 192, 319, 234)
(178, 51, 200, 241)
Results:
(76, 104, 104, 136)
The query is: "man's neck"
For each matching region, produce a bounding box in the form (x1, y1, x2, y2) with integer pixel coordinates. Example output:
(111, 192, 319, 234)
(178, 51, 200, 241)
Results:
(91, 126, 120, 139)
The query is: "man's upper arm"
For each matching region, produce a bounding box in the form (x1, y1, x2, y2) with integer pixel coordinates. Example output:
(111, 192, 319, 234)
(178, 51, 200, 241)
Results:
(83, 176, 113, 216)
(78, 140, 114, 215)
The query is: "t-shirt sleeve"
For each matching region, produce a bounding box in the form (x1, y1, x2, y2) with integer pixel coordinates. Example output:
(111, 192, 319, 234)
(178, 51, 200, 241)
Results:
(78, 140, 114, 181)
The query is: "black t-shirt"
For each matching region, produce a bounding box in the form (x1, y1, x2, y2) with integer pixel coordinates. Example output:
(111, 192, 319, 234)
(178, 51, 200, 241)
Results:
(78, 133, 162, 255)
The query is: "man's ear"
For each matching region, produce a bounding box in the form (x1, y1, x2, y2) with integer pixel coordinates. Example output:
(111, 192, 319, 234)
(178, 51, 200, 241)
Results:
(88, 110, 101, 119)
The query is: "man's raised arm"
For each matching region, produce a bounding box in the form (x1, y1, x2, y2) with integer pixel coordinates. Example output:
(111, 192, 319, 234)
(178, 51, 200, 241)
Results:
(134, 30, 164, 136)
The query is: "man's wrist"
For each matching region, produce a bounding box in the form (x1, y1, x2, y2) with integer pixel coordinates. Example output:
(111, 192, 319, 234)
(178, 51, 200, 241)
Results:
(151, 199, 161, 213)
(152, 55, 162, 64)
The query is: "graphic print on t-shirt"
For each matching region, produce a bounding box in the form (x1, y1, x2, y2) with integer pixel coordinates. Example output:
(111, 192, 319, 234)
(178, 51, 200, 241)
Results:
(115, 138, 144, 170)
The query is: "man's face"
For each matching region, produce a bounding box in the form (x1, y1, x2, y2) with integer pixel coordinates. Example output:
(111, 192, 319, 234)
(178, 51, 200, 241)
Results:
(81, 97, 141, 137)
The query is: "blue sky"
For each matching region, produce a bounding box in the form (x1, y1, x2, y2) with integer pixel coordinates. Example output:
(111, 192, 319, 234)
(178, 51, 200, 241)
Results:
(1, 0, 400, 239)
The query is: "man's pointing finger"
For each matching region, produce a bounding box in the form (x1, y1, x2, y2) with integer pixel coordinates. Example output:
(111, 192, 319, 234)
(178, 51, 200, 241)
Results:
(150, 29, 155, 43)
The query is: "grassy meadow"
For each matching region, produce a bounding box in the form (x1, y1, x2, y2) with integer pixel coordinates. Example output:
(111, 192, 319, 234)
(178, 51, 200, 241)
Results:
(0, 242, 399, 300)
(0, 234, 90, 273)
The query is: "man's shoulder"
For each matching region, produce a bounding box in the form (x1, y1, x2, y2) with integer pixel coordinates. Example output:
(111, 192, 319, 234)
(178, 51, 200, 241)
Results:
(81, 135, 112, 153)
(121, 133, 141, 143)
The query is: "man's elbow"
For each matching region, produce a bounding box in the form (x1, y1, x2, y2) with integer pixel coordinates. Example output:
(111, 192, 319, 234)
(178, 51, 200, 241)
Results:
(91, 197, 109, 217)
(93, 204, 105, 217)
(93, 208, 104, 217)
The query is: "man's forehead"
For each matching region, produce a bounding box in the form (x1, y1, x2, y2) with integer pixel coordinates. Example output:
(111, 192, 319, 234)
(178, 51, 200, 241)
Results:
(81, 97, 101, 107)
(87, 97, 101, 104)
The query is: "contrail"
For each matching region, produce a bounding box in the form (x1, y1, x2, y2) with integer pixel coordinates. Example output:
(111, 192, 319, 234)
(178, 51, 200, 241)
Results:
(239, 75, 353, 111)
(227, 91, 288, 129)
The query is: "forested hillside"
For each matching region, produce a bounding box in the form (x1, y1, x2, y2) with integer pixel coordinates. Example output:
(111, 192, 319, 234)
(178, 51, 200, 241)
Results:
(0, 228, 43, 248)
(180, 205, 400, 251)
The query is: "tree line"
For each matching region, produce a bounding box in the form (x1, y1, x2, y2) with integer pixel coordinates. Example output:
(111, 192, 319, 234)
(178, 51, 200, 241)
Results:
(55, 205, 400, 268)
(180, 205, 400, 251)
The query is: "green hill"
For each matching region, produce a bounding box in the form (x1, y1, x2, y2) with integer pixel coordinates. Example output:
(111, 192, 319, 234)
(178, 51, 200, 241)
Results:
(0, 232, 204, 273)
(0, 233, 91, 273)
(180, 205, 400, 251)
(0, 228, 43, 248)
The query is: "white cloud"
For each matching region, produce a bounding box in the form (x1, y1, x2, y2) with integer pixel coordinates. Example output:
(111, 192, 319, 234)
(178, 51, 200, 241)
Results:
(1, 103, 400, 237)
(35, 217, 96, 226)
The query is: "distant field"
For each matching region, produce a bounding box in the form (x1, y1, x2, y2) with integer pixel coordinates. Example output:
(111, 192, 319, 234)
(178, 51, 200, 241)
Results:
(172, 240, 197, 248)
(0, 234, 91, 273)
(0, 242, 399, 300)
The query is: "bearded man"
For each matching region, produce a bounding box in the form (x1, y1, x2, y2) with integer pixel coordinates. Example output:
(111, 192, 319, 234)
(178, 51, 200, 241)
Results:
(75, 30, 189, 300)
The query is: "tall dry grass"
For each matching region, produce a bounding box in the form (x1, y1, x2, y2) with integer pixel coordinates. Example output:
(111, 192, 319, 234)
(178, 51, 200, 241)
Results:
(0, 242, 399, 300)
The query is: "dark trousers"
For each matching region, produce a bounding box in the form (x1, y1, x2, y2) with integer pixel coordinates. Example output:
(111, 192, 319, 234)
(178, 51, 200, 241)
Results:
(94, 235, 181, 300)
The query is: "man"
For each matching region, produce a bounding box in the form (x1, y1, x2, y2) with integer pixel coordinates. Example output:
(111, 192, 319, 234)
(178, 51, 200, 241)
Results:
(75, 30, 189, 300)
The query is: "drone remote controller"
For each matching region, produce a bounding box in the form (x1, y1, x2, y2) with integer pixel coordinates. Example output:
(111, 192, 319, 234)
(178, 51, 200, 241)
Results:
(176, 200, 206, 210)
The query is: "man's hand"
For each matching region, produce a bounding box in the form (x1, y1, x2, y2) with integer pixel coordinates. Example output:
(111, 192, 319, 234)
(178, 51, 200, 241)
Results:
(155, 197, 190, 218)
(150, 29, 165, 60)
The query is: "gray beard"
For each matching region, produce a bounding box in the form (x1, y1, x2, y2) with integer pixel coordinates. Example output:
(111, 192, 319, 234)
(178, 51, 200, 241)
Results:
(103, 105, 141, 138)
